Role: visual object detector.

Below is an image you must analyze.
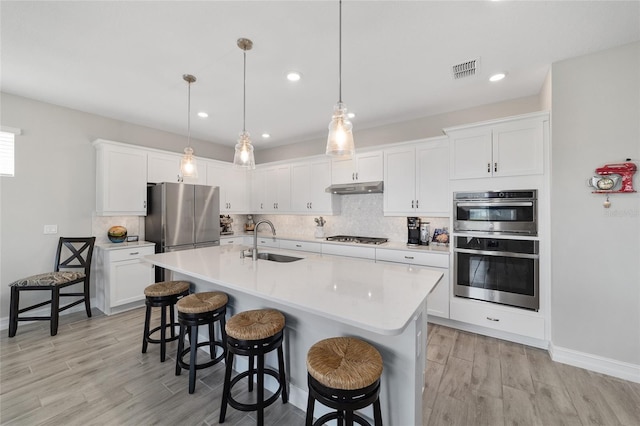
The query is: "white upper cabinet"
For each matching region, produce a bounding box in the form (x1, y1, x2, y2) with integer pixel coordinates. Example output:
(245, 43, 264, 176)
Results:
(384, 138, 449, 216)
(291, 158, 339, 214)
(251, 164, 291, 213)
(147, 150, 206, 185)
(331, 151, 383, 184)
(206, 161, 248, 213)
(94, 139, 148, 216)
(446, 112, 547, 180)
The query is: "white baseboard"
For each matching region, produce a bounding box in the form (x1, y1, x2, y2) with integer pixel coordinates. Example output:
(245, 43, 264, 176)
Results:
(549, 343, 640, 384)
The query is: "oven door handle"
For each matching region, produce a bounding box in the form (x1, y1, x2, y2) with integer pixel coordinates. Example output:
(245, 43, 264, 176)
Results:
(455, 202, 534, 207)
(454, 248, 539, 259)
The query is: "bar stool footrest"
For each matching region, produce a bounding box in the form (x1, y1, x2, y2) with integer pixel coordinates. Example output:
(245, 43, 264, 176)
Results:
(177, 341, 225, 370)
(313, 412, 370, 426)
(146, 323, 180, 344)
(227, 368, 283, 412)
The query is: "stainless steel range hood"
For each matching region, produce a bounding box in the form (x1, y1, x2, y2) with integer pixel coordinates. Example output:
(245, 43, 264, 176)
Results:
(325, 181, 384, 195)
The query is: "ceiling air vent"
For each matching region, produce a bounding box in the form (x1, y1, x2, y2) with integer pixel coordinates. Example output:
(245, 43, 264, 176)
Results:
(452, 58, 479, 80)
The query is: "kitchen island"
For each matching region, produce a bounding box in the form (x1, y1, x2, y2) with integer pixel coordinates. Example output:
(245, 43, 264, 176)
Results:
(144, 244, 443, 425)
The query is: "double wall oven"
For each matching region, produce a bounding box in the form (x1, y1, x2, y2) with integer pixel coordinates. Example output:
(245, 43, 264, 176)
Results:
(453, 190, 539, 311)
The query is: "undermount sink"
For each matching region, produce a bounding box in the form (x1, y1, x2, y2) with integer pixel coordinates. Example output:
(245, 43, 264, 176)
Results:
(256, 252, 303, 263)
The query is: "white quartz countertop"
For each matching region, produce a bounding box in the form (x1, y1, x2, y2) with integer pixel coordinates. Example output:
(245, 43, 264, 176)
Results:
(144, 245, 443, 336)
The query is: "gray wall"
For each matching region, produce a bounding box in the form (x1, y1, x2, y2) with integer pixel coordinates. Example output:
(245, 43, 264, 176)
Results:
(0, 94, 233, 321)
(551, 41, 640, 364)
(256, 95, 542, 163)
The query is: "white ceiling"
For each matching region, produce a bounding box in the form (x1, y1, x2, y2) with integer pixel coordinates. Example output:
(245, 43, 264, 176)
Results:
(2, 1, 639, 150)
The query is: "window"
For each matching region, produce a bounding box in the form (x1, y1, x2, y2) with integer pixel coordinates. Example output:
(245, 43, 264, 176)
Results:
(0, 128, 20, 177)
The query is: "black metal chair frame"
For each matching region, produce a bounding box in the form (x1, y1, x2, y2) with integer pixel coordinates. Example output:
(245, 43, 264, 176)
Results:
(8, 237, 96, 337)
(219, 330, 288, 425)
(175, 304, 227, 394)
(141, 288, 190, 362)
(305, 374, 383, 426)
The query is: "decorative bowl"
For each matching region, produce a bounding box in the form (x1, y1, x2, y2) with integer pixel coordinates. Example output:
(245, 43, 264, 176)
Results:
(108, 226, 127, 243)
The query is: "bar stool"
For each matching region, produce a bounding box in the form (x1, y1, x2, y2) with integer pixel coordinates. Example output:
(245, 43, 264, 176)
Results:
(305, 337, 384, 426)
(175, 291, 228, 394)
(141, 281, 190, 362)
(219, 308, 288, 425)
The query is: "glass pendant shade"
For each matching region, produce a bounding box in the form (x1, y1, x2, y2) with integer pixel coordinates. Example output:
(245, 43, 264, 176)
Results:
(180, 147, 198, 178)
(326, 102, 354, 157)
(233, 130, 255, 169)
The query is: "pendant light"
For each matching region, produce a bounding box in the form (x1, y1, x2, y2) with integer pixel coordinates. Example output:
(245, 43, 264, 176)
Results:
(233, 38, 256, 169)
(326, 0, 355, 158)
(180, 74, 198, 178)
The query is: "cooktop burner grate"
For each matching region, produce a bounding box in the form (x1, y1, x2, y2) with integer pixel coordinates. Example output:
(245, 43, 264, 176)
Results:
(325, 235, 388, 245)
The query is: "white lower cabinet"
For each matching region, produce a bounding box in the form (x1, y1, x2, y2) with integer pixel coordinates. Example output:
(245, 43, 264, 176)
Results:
(322, 243, 376, 260)
(449, 297, 545, 339)
(220, 237, 249, 246)
(95, 244, 155, 315)
(375, 248, 450, 319)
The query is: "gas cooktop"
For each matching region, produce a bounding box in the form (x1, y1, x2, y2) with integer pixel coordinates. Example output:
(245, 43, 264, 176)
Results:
(325, 235, 388, 245)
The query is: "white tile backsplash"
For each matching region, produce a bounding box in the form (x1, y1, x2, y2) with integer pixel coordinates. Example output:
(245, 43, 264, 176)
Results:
(93, 194, 449, 244)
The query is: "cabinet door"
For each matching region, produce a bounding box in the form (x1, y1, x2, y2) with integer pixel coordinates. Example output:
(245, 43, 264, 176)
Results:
(147, 152, 182, 184)
(356, 151, 383, 182)
(383, 147, 416, 214)
(251, 168, 267, 212)
(265, 165, 291, 212)
(206, 163, 229, 211)
(448, 128, 493, 180)
(426, 269, 450, 319)
(331, 157, 357, 184)
(492, 118, 544, 177)
(111, 259, 155, 307)
(225, 167, 248, 212)
(416, 140, 450, 216)
(309, 160, 334, 212)
(290, 163, 311, 212)
(95, 142, 147, 215)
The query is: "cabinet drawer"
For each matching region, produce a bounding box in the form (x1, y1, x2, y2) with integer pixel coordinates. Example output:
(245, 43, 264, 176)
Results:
(221, 238, 247, 246)
(322, 243, 375, 260)
(256, 238, 280, 248)
(375, 248, 449, 268)
(279, 240, 322, 253)
(108, 245, 155, 262)
(450, 298, 544, 339)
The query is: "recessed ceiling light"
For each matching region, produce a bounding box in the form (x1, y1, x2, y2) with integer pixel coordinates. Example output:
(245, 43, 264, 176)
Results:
(197, 111, 209, 118)
(261, 133, 271, 139)
(489, 73, 506, 82)
(347, 112, 355, 119)
(286, 72, 302, 82)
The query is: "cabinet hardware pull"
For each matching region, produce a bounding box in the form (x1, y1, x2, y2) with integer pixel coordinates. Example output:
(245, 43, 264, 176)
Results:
(486, 317, 500, 322)
(494, 162, 498, 172)
(416, 200, 419, 208)
(487, 163, 491, 173)
(411, 200, 414, 208)
(356, 172, 359, 180)
(404, 256, 414, 259)
(309, 202, 312, 209)
(129, 252, 139, 255)
(352, 172, 355, 180)
(296, 244, 302, 247)
(260, 203, 263, 209)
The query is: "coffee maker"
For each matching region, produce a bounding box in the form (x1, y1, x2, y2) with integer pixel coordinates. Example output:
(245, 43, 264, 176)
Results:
(407, 217, 421, 246)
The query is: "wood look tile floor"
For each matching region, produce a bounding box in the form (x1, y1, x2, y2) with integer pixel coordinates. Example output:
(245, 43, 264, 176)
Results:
(1, 308, 639, 426)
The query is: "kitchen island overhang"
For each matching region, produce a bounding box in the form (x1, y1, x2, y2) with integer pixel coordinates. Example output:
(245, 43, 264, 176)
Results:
(144, 244, 443, 425)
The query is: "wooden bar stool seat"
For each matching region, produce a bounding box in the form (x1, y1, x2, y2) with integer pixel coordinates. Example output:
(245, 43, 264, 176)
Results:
(219, 308, 288, 425)
(141, 280, 190, 362)
(175, 291, 228, 394)
(305, 337, 383, 426)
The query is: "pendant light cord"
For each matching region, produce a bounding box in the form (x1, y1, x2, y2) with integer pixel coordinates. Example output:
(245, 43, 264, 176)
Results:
(187, 79, 192, 147)
(243, 49, 247, 132)
(338, 0, 343, 104)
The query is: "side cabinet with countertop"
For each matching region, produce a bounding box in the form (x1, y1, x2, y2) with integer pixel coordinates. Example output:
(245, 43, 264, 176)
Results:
(94, 242, 156, 315)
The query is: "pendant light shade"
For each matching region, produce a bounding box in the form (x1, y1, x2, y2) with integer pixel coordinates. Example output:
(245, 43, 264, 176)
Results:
(233, 38, 256, 169)
(326, 0, 355, 158)
(180, 74, 198, 178)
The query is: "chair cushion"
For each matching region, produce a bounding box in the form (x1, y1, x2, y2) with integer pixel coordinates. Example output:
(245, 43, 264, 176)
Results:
(9, 271, 85, 287)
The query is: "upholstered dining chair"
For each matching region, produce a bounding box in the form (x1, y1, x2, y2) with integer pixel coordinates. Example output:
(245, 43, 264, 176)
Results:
(8, 236, 96, 337)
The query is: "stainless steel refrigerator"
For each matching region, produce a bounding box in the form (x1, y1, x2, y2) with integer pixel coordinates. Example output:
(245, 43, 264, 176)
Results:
(145, 182, 220, 281)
